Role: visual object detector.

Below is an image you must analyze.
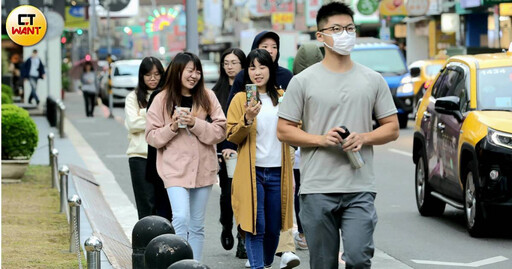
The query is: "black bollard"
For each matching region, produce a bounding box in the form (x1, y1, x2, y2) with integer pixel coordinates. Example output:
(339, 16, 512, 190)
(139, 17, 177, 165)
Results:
(144, 234, 193, 269)
(132, 216, 175, 269)
(168, 259, 211, 269)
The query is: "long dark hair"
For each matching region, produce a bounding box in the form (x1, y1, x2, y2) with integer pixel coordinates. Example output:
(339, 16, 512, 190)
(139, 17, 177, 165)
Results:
(212, 48, 246, 113)
(136, 57, 164, 108)
(244, 49, 279, 106)
(163, 52, 211, 117)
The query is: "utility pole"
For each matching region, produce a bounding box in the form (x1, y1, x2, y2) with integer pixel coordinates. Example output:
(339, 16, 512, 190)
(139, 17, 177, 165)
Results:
(88, 0, 98, 60)
(186, 0, 199, 55)
(44, 0, 53, 98)
(150, 0, 156, 56)
(104, 0, 114, 118)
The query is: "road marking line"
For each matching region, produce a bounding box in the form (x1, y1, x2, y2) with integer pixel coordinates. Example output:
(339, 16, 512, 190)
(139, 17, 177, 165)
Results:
(105, 154, 128, 158)
(411, 256, 508, 267)
(64, 118, 138, 241)
(389, 148, 413, 157)
(89, 132, 110, 136)
(470, 256, 509, 267)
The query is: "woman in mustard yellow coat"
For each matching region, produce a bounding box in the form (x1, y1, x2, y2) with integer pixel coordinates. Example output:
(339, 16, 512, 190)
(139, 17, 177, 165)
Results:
(226, 49, 293, 269)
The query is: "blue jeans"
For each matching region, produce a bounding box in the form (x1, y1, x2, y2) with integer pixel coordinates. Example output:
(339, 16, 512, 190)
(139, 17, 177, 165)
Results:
(246, 167, 282, 269)
(166, 185, 212, 261)
(28, 76, 39, 104)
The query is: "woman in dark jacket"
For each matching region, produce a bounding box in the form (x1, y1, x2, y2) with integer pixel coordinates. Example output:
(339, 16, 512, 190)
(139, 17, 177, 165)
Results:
(212, 48, 247, 253)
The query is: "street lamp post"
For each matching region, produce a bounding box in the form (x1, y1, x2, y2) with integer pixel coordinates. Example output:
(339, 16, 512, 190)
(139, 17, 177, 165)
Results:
(186, 0, 199, 55)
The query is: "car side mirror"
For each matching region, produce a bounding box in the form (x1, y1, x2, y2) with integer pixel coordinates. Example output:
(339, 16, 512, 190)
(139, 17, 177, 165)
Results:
(410, 67, 421, 78)
(435, 96, 463, 121)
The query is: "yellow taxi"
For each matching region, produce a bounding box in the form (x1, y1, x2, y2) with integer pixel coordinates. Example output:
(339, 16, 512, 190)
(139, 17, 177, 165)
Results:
(412, 45, 512, 237)
(409, 59, 446, 108)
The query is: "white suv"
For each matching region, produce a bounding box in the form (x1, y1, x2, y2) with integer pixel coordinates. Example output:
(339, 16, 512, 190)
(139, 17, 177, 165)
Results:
(99, 59, 141, 106)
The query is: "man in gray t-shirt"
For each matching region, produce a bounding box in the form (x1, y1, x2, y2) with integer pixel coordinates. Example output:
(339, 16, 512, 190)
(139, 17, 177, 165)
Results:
(276, 2, 399, 269)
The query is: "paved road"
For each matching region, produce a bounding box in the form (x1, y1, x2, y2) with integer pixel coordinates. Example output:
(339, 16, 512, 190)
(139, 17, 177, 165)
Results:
(63, 91, 511, 268)
(373, 127, 512, 269)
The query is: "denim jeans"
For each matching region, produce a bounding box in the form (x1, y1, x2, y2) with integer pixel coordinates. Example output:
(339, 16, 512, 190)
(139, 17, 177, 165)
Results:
(246, 167, 282, 269)
(28, 76, 39, 104)
(166, 185, 212, 261)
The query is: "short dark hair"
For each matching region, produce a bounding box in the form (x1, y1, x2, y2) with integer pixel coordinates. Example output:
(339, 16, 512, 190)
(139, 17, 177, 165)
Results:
(316, 2, 354, 29)
(33, 49, 38, 54)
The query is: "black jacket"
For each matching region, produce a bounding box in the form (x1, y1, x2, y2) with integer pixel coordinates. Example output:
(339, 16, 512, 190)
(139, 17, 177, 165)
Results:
(226, 31, 293, 107)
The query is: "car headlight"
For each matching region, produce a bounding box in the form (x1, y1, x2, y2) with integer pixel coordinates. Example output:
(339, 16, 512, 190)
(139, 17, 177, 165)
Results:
(400, 75, 412, 84)
(487, 128, 512, 150)
(397, 83, 414, 94)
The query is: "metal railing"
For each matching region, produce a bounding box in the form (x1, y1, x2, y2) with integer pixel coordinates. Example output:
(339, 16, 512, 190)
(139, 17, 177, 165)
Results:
(49, 137, 108, 269)
(85, 236, 103, 269)
(57, 100, 66, 138)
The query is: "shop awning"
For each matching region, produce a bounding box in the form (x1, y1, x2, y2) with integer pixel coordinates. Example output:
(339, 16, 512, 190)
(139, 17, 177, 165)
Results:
(402, 16, 429, 23)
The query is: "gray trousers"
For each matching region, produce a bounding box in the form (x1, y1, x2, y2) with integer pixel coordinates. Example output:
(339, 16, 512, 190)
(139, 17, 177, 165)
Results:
(300, 192, 377, 269)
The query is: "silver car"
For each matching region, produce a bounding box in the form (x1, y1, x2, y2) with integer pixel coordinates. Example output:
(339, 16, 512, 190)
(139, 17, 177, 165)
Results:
(201, 60, 219, 83)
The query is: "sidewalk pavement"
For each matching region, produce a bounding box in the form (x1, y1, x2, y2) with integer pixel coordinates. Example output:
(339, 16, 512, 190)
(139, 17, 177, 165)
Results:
(29, 91, 412, 269)
(31, 116, 114, 269)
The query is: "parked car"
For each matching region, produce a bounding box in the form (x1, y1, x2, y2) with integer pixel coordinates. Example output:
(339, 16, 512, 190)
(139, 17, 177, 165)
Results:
(99, 59, 142, 106)
(351, 38, 414, 128)
(409, 59, 445, 112)
(412, 47, 512, 237)
(201, 60, 219, 83)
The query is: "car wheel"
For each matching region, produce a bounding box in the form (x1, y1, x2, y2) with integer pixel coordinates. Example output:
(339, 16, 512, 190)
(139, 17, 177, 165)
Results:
(398, 113, 409, 129)
(464, 161, 487, 237)
(415, 149, 445, 216)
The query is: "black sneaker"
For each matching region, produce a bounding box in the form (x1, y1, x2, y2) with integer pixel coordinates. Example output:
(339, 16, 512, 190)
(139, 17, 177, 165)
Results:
(220, 226, 234, 250)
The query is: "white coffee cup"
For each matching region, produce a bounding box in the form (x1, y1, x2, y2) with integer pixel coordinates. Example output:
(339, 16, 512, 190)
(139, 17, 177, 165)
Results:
(225, 153, 237, 178)
(176, 107, 191, 128)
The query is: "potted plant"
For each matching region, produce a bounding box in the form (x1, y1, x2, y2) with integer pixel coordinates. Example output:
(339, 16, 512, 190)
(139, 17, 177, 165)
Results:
(1, 104, 39, 180)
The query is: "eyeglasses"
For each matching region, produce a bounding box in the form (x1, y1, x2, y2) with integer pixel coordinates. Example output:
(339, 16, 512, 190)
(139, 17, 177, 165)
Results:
(223, 61, 241, 67)
(144, 73, 161, 79)
(319, 24, 356, 34)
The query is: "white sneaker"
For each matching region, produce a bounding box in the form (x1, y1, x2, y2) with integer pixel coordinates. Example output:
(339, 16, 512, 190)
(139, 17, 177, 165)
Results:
(280, 251, 300, 269)
(293, 232, 308, 250)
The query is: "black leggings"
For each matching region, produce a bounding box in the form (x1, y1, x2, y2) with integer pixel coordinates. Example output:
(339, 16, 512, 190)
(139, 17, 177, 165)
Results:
(129, 157, 155, 219)
(294, 169, 303, 234)
(219, 155, 233, 228)
(83, 92, 96, 117)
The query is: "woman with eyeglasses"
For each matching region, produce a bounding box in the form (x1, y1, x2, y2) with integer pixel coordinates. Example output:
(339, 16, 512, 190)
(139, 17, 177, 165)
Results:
(146, 52, 226, 261)
(212, 48, 247, 253)
(124, 56, 164, 219)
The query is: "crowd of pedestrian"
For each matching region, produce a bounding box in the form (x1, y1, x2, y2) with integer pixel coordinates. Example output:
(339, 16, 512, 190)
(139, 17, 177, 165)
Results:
(118, 2, 399, 269)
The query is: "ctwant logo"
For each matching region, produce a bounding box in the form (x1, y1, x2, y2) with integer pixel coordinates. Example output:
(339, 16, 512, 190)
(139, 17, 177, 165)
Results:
(6, 5, 47, 46)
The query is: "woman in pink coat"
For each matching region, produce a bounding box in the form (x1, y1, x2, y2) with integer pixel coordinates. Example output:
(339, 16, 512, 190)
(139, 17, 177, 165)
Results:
(145, 52, 226, 261)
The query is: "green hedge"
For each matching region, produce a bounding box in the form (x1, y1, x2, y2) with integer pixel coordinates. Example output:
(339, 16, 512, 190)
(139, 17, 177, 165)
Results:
(2, 84, 13, 99)
(2, 92, 13, 104)
(1, 104, 39, 160)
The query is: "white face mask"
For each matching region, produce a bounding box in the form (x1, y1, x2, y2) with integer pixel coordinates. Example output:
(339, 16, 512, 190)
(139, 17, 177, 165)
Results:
(321, 31, 356, 55)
